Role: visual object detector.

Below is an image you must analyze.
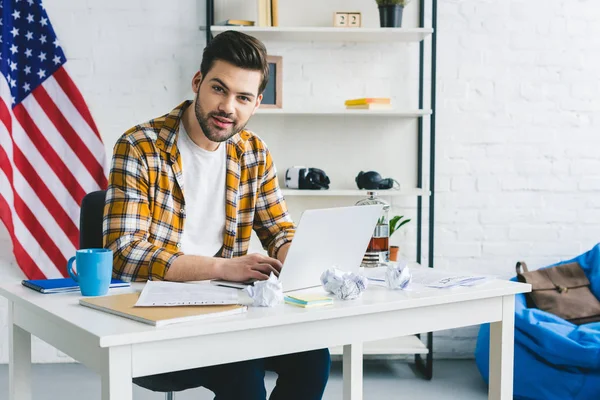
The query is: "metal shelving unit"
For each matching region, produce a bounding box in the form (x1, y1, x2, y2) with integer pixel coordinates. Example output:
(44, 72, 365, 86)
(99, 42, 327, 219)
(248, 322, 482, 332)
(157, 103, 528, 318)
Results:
(205, 0, 437, 380)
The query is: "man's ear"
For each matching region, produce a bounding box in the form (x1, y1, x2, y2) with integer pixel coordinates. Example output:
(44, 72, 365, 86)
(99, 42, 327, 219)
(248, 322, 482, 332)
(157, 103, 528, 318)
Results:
(252, 94, 263, 115)
(192, 71, 203, 93)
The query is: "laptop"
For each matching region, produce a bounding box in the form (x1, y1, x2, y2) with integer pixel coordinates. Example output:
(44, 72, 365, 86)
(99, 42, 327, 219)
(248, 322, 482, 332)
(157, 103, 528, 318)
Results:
(211, 204, 383, 293)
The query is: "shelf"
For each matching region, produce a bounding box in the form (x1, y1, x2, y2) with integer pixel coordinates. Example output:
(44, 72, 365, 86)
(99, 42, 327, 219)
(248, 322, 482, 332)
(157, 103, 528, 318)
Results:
(210, 26, 433, 43)
(282, 188, 429, 197)
(255, 109, 431, 117)
(329, 336, 429, 357)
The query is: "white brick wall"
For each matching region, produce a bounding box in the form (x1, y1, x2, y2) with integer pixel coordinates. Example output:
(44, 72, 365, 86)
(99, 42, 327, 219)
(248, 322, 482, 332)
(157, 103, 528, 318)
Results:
(1, 0, 600, 363)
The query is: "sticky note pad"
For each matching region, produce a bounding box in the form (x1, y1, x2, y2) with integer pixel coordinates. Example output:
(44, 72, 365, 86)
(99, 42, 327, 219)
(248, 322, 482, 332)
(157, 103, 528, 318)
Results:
(284, 294, 333, 308)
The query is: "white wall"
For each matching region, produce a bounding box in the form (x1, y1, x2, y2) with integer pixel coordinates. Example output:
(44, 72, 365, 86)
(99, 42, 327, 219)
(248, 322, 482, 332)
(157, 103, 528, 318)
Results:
(1, 0, 600, 362)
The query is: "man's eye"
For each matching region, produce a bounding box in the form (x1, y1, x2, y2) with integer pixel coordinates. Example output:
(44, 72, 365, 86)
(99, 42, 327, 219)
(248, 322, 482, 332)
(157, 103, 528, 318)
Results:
(213, 86, 224, 93)
(239, 96, 250, 102)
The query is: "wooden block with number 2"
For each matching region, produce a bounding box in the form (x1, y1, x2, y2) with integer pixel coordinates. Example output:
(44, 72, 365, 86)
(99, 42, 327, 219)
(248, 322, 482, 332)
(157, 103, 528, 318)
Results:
(348, 13, 361, 27)
(334, 12, 348, 27)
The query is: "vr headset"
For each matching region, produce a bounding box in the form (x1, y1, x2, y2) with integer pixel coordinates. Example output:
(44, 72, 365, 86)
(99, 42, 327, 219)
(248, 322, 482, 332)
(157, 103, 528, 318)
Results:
(285, 167, 330, 190)
(355, 170, 399, 190)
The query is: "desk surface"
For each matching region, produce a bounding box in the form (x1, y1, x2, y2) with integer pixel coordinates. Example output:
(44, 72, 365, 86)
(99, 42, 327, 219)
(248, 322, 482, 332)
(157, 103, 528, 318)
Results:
(0, 279, 530, 348)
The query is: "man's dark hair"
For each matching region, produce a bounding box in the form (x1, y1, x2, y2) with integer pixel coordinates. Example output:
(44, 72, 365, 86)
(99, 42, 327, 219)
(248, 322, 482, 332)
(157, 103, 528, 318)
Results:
(200, 31, 269, 95)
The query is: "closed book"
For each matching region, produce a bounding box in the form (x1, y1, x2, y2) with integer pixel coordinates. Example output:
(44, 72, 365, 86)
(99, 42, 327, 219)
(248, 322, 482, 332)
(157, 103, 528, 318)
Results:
(22, 278, 130, 294)
(80, 292, 247, 327)
(346, 104, 393, 110)
(284, 294, 333, 308)
(344, 98, 391, 106)
(271, 0, 279, 26)
(215, 19, 255, 26)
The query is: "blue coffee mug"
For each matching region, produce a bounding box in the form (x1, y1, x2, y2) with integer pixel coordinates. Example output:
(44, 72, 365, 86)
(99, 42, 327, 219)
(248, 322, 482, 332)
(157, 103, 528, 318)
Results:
(67, 248, 113, 296)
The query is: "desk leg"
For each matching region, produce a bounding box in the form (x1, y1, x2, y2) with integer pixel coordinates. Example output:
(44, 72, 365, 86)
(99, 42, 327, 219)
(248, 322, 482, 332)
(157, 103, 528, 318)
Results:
(101, 346, 133, 400)
(8, 301, 31, 400)
(489, 295, 515, 400)
(343, 342, 363, 400)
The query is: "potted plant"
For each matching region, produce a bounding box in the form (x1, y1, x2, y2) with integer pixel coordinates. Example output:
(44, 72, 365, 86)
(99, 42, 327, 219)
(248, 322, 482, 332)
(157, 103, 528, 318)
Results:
(388, 215, 411, 262)
(375, 0, 411, 28)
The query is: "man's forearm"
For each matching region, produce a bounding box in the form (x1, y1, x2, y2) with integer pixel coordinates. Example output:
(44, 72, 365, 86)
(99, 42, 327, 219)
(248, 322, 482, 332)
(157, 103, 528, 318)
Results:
(164, 255, 224, 281)
(277, 242, 292, 264)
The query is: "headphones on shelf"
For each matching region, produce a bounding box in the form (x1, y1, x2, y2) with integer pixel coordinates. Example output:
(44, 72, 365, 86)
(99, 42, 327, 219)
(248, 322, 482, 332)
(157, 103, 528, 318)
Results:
(355, 170, 400, 190)
(285, 167, 331, 190)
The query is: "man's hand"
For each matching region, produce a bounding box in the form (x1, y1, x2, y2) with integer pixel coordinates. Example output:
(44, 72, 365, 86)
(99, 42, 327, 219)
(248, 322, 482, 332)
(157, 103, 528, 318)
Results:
(216, 253, 283, 282)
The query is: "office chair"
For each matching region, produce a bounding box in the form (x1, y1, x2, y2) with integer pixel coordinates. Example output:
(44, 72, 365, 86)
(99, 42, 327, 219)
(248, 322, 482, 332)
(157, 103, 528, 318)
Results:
(79, 190, 175, 400)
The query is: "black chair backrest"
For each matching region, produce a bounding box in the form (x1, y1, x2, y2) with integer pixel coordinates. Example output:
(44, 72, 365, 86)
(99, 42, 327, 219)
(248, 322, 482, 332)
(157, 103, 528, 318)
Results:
(79, 190, 107, 249)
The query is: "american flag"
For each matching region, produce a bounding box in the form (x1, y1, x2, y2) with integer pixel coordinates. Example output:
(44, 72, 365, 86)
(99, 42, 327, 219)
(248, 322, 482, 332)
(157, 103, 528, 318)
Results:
(0, 0, 107, 279)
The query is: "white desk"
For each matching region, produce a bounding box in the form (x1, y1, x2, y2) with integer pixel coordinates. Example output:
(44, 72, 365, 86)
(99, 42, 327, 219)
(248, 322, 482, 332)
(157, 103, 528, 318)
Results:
(1, 279, 530, 400)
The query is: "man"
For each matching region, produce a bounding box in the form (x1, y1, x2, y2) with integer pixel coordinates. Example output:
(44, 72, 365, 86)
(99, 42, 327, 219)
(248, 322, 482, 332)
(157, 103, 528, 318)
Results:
(103, 31, 330, 399)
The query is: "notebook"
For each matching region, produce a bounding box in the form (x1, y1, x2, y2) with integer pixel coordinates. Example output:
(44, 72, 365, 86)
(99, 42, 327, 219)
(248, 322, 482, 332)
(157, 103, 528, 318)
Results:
(79, 292, 247, 327)
(284, 294, 333, 308)
(22, 278, 130, 294)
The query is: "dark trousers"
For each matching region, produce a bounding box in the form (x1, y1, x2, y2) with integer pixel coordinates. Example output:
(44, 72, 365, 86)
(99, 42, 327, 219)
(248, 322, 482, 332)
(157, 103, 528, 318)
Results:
(134, 348, 331, 400)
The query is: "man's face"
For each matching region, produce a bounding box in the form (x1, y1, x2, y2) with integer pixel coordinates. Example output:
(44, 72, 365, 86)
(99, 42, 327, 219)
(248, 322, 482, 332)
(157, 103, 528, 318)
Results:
(194, 60, 262, 143)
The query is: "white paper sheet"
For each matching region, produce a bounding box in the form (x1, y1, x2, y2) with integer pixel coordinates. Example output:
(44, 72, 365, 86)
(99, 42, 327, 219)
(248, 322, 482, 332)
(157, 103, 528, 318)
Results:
(135, 281, 240, 307)
(409, 268, 492, 288)
(363, 265, 492, 289)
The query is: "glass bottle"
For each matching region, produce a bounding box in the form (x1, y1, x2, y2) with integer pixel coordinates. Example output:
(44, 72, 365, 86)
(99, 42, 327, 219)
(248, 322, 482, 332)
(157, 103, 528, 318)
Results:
(355, 191, 390, 267)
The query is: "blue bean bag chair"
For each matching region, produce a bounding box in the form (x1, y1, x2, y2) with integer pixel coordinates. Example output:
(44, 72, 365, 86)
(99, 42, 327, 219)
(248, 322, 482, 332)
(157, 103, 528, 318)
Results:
(475, 244, 600, 400)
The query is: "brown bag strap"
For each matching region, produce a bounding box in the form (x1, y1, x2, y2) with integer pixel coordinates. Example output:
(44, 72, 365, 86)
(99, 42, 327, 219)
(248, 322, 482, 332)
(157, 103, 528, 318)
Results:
(516, 261, 529, 275)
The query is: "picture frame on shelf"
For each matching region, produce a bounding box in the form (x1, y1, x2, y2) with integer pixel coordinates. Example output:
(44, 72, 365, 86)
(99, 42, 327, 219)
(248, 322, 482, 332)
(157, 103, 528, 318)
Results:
(260, 55, 283, 109)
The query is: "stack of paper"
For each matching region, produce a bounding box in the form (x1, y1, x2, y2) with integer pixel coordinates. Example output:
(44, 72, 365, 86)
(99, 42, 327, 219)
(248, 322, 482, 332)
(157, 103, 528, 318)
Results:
(363, 266, 492, 289)
(284, 294, 333, 308)
(135, 281, 240, 307)
(410, 268, 492, 289)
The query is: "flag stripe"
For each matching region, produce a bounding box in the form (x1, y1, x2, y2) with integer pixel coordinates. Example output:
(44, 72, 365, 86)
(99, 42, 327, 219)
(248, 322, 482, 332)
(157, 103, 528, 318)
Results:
(11, 117, 80, 227)
(0, 193, 45, 279)
(0, 142, 67, 274)
(11, 144, 79, 249)
(12, 103, 86, 205)
(0, 168, 62, 279)
(53, 67, 102, 140)
(42, 76, 106, 170)
(33, 85, 106, 189)
(21, 94, 101, 196)
(12, 164, 77, 256)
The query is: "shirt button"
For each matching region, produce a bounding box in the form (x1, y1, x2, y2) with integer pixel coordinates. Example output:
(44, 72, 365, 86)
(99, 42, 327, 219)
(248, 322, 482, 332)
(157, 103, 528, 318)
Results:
(176, 243, 182, 248)
(180, 208, 186, 216)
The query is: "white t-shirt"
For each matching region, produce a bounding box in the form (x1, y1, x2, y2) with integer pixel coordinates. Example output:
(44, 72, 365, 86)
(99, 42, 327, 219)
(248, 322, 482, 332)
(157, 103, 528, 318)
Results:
(177, 122, 227, 257)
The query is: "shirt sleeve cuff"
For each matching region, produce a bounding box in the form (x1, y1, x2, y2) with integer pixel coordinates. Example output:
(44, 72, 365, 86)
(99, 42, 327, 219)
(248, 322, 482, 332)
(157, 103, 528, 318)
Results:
(270, 231, 294, 260)
(149, 247, 183, 280)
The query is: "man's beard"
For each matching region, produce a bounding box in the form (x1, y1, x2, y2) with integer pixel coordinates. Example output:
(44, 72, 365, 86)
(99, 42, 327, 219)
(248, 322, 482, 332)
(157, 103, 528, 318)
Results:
(194, 92, 248, 143)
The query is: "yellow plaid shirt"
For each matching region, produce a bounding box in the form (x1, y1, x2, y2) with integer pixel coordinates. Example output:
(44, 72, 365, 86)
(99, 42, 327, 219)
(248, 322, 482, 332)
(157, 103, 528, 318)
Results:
(103, 101, 295, 281)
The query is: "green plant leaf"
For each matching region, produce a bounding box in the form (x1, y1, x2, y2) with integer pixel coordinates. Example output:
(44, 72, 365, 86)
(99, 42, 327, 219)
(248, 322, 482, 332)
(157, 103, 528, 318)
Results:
(389, 215, 411, 237)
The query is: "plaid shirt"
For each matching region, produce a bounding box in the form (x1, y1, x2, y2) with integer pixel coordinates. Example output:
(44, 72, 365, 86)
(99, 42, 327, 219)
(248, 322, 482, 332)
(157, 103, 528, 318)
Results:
(103, 101, 295, 281)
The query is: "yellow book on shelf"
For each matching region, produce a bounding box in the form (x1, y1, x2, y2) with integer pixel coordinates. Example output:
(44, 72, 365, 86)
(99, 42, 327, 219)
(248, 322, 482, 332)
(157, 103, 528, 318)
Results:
(257, 0, 271, 27)
(344, 98, 391, 106)
(346, 103, 393, 110)
(271, 0, 279, 27)
(80, 292, 247, 327)
(215, 19, 256, 26)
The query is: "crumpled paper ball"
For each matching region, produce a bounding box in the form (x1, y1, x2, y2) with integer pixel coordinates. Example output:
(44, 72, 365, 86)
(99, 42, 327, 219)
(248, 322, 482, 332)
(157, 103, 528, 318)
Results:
(385, 260, 412, 290)
(245, 272, 283, 307)
(320, 267, 368, 300)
